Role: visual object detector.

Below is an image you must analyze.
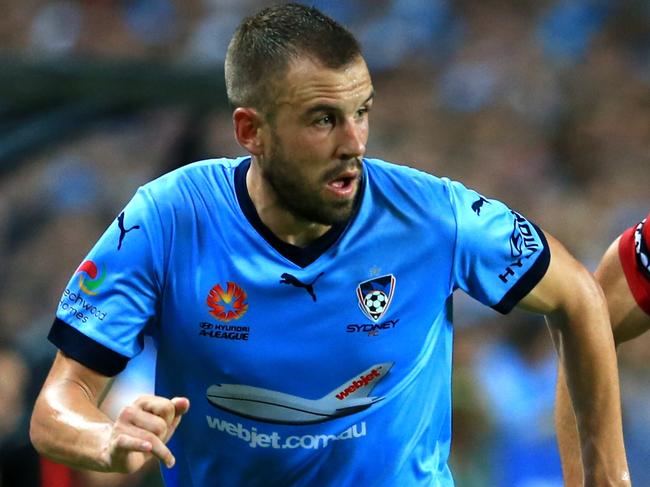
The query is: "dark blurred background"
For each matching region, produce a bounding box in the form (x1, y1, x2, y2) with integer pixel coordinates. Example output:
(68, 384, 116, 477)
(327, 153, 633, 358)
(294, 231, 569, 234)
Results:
(0, 1, 648, 486)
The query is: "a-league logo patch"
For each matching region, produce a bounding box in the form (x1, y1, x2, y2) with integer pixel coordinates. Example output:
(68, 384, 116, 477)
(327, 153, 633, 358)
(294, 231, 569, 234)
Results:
(207, 282, 249, 322)
(356, 274, 396, 322)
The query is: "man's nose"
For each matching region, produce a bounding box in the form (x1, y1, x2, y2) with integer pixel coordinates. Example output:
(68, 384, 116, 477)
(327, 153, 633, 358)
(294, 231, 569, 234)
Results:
(336, 118, 367, 160)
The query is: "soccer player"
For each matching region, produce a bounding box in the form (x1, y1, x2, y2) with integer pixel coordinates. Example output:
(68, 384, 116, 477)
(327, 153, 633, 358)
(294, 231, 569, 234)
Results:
(557, 212, 650, 485)
(30, 4, 630, 486)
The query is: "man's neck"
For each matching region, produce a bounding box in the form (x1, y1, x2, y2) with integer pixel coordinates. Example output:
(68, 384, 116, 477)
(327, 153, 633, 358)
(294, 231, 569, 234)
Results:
(246, 160, 331, 247)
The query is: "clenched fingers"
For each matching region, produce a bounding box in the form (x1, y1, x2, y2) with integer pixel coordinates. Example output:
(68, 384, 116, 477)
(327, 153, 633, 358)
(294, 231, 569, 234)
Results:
(134, 395, 190, 442)
(112, 395, 190, 468)
(117, 405, 171, 439)
(135, 395, 177, 427)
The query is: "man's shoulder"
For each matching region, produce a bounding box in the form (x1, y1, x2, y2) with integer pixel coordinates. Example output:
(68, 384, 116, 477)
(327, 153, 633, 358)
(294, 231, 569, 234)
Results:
(364, 157, 451, 198)
(129, 157, 246, 220)
(149, 157, 243, 186)
(365, 157, 434, 177)
(142, 157, 245, 198)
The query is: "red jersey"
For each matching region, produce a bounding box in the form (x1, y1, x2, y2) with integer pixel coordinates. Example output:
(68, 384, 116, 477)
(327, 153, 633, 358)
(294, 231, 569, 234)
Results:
(618, 212, 650, 316)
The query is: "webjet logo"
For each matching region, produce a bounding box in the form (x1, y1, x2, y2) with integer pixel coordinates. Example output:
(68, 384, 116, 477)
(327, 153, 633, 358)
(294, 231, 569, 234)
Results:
(207, 417, 367, 450)
(76, 260, 106, 295)
(206, 362, 393, 425)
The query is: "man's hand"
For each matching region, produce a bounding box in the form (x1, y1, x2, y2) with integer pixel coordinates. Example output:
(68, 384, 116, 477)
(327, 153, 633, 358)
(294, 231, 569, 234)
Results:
(102, 395, 190, 473)
(31, 353, 192, 474)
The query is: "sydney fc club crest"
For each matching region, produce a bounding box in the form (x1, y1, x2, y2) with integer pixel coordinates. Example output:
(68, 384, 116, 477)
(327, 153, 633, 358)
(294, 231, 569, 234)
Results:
(356, 274, 396, 322)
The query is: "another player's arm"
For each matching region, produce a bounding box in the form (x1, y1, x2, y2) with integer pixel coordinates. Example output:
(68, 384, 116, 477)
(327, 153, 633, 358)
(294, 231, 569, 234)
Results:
(556, 237, 650, 486)
(596, 237, 650, 343)
(516, 233, 630, 486)
(30, 351, 190, 473)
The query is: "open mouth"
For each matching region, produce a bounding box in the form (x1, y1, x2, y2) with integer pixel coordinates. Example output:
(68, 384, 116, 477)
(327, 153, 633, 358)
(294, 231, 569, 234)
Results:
(326, 170, 359, 197)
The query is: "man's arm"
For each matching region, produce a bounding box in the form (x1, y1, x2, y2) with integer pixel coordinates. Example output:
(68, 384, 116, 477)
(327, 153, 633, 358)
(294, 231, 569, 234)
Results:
(556, 237, 650, 485)
(517, 233, 630, 486)
(30, 351, 190, 473)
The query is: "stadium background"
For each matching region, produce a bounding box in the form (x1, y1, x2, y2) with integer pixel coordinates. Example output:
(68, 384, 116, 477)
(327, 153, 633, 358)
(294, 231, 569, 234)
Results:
(0, 0, 648, 485)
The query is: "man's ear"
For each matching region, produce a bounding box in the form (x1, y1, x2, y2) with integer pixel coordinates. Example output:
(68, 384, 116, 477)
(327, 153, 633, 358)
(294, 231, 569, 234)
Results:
(233, 108, 265, 155)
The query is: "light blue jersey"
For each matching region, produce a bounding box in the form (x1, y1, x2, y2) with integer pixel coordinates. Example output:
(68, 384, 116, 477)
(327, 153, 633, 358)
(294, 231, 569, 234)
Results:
(50, 157, 550, 486)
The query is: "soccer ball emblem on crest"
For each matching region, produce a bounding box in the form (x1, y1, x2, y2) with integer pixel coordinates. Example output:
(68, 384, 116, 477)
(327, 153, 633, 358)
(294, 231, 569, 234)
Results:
(356, 274, 396, 322)
(364, 290, 388, 316)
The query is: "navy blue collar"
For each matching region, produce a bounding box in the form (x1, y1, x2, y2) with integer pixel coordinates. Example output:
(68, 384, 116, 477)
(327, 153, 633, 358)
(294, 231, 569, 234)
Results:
(234, 158, 362, 268)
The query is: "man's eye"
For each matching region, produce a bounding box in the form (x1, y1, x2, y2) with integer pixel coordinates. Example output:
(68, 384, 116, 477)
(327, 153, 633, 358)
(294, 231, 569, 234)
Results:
(315, 115, 334, 126)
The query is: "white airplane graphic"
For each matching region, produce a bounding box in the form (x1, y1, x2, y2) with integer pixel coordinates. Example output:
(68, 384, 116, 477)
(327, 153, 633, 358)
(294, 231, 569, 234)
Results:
(206, 362, 393, 424)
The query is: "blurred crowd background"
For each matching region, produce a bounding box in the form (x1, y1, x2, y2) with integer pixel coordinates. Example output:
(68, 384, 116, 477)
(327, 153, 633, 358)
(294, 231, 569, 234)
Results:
(0, 0, 648, 486)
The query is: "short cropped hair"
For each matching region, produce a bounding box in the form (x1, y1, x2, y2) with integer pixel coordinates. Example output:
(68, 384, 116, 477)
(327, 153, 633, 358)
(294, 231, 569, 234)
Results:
(225, 3, 362, 115)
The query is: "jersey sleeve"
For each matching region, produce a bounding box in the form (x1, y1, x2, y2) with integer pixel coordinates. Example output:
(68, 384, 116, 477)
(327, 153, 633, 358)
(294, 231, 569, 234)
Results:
(446, 179, 550, 314)
(49, 186, 165, 376)
(618, 212, 650, 316)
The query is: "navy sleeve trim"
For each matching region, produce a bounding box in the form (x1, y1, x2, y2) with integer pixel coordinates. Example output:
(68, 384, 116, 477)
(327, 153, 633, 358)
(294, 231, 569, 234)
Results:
(491, 224, 551, 315)
(48, 318, 130, 377)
